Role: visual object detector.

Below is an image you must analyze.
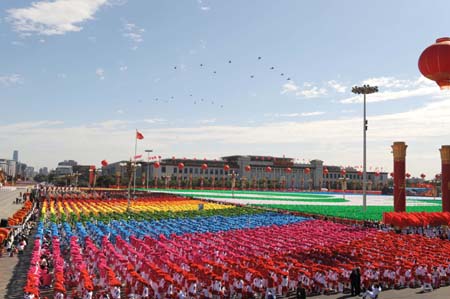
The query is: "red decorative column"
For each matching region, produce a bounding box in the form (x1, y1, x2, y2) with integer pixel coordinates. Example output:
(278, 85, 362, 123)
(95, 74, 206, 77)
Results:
(440, 145, 450, 212)
(89, 165, 96, 187)
(115, 171, 121, 189)
(392, 142, 407, 212)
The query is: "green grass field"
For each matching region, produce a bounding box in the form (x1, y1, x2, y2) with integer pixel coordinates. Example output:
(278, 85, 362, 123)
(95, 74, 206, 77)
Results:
(254, 204, 443, 221)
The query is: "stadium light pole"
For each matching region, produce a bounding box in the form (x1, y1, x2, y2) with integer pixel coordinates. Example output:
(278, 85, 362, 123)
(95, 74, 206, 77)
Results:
(351, 84, 378, 212)
(145, 149, 153, 190)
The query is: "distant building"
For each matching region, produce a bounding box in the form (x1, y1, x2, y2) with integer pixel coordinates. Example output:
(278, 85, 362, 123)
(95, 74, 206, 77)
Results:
(55, 165, 73, 176)
(104, 155, 388, 190)
(0, 159, 8, 175)
(6, 160, 17, 177)
(39, 167, 49, 176)
(24, 166, 35, 179)
(16, 162, 27, 178)
(72, 165, 92, 184)
(58, 160, 78, 167)
(13, 150, 19, 162)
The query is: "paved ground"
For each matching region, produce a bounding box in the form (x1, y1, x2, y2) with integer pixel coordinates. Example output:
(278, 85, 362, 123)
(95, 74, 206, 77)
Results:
(312, 286, 450, 299)
(0, 189, 25, 219)
(0, 188, 31, 299)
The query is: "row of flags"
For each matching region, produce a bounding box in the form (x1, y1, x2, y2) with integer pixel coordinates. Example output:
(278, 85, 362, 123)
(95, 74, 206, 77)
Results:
(109, 130, 432, 177)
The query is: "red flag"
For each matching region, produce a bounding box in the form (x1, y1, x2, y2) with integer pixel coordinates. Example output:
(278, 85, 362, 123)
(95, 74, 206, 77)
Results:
(136, 131, 144, 140)
(134, 154, 143, 160)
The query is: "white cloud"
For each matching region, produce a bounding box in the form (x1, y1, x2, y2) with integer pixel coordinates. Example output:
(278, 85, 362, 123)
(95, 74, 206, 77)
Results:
(281, 81, 299, 94)
(297, 84, 327, 98)
(7, 0, 109, 36)
(340, 109, 356, 113)
(57, 73, 67, 79)
(266, 112, 325, 118)
(197, 0, 211, 11)
(144, 118, 166, 124)
(116, 109, 125, 114)
(95, 68, 105, 80)
(11, 41, 25, 46)
(3, 97, 450, 173)
(119, 65, 128, 72)
(281, 81, 327, 98)
(301, 111, 325, 117)
(122, 21, 144, 49)
(198, 119, 217, 124)
(340, 76, 439, 104)
(0, 74, 23, 86)
(327, 80, 347, 93)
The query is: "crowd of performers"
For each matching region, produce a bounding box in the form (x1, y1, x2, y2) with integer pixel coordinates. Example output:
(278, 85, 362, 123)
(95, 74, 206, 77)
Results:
(20, 192, 450, 298)
(22, 220, 450, 299)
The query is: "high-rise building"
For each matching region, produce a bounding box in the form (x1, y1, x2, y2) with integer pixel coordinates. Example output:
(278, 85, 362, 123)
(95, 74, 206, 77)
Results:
(13, 150, 19, 162)
(39, 167, 49, 176)
(7, 160, 16, 177)
(24, 167, 35, 179)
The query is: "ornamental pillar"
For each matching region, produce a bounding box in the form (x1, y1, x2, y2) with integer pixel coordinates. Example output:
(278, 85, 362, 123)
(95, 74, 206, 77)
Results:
(440, 145, 450, 212)
(392, 142, 407, 212)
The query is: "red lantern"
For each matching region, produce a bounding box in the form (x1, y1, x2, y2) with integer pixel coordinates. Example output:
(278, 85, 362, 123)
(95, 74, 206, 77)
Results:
(101, 160, 108, 167)
(304, 167, 310, 174)
(201, 163, 208, 170)
(154, 161, 160, 168)
(340, 169, 346, 176)
(265, 166, 272, 173)
(420, 173, 426, 179)
(245, 165, 251, 172)
(178, 163, 184, 170)
(375, 171, 380, 177)
(418, 37, 450, 89)
(406, 173, 411, 178)
(357, 171, 363, 176)
(223, 164, 230, 171)
(285, 167, 292, 174)
(323, 168, 329, 175)
(390, 172, 394, 178)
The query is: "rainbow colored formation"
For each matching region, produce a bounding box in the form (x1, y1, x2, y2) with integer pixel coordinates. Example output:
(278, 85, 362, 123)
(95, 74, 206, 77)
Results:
(26, 196, 450, 298)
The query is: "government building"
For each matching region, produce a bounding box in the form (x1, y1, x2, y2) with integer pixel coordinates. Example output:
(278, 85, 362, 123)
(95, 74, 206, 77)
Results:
(103, 155, 388, 191)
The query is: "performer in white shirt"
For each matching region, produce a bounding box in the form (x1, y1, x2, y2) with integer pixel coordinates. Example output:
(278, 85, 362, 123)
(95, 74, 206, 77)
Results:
(111, 286, 121, 299)
(362, 284, 382, 299)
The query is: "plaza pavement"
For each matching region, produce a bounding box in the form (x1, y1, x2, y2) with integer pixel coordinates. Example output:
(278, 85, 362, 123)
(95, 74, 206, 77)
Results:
(0, 188, 28, 299)
(312, 286, 450, 299)
(0, 188, 25, 220)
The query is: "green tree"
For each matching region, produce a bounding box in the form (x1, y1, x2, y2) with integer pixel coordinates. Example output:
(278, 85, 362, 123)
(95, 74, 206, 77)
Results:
(96, 175, 116, 187)
(33, 174, 48, 183)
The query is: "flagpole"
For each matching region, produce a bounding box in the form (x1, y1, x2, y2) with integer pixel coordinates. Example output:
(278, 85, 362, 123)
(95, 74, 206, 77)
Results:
(133, 129, 138, 195)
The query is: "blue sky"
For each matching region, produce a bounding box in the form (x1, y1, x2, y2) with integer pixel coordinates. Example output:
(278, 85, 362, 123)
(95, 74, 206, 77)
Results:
(1, 0, 450, 177)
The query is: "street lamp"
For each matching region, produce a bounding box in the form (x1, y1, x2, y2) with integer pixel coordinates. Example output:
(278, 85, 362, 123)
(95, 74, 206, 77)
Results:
(352, 84, 378, 212)
(145, 149, 153, 190)
(132, 162, 141, 196)
(93, 169, 102, 190)
(118, 162, 127, 190)
(229, 171, 239, 199)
